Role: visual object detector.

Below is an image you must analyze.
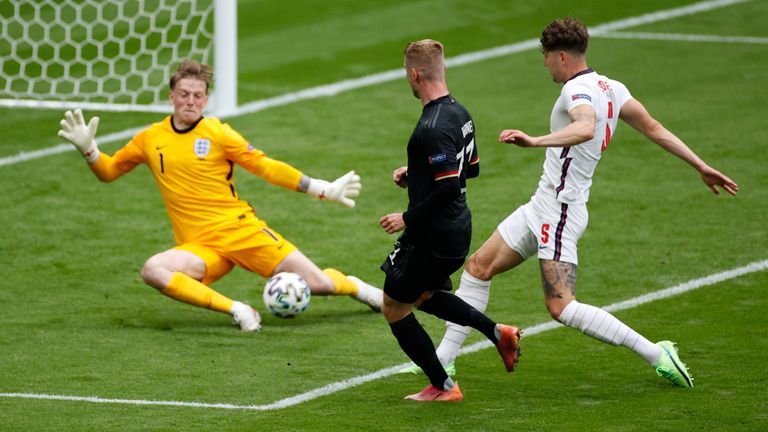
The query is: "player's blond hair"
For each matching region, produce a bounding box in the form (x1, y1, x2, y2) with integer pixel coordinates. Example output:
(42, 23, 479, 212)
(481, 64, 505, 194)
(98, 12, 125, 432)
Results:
(169, 59, 214, 93)
(404, 39, 445, 81)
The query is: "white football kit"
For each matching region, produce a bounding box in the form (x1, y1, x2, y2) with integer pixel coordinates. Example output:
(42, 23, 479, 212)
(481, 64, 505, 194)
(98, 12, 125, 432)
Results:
(499, 69, 633, 264)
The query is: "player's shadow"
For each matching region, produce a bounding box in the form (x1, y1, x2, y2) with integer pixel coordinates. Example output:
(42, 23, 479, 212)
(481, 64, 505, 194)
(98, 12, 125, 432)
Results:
(107, 305, 380, 334)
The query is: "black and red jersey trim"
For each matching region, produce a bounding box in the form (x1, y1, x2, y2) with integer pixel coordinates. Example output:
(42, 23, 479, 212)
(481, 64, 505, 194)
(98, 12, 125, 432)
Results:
(434, 170, 459, 180)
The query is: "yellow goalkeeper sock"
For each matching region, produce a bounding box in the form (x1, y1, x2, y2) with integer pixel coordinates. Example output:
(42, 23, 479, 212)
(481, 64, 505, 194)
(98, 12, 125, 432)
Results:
(323, 268, 359, 297)
(162, 272, 234, 313)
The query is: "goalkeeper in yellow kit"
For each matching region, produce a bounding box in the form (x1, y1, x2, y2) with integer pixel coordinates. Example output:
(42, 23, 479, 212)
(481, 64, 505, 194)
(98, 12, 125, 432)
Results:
(57, 59, 383, 331)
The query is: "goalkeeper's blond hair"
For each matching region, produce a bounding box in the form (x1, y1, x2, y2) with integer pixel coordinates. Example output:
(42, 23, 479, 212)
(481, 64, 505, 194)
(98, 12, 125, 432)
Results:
(170, 59, 214, 93)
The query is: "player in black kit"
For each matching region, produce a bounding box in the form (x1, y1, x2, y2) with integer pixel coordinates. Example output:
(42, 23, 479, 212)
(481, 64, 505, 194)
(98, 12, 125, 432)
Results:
(379, 39, 522, 402)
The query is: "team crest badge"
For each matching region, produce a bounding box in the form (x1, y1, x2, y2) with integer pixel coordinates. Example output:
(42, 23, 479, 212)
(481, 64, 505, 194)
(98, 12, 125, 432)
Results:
(194, 138, 211, 157)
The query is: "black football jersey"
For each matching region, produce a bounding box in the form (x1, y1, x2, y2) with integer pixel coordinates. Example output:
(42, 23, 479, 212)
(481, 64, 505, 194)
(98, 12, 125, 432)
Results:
(401, 95, 479, 258)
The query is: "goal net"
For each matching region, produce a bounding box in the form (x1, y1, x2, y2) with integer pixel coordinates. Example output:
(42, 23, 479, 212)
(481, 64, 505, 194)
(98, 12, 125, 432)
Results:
(0, 0, 237, 114)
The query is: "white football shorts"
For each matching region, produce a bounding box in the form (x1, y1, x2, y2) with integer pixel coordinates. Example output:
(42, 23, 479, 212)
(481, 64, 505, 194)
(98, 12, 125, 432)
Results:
(497, 193, 588, 265)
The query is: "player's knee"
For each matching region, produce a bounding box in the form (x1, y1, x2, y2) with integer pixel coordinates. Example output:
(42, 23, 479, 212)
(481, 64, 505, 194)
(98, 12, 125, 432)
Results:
(546, 304, 562, 320)
(545, 298, 568, 320)
(140, 256, 165, 289)
(413, 290, 434, 309)
(382, 294, 411, 324)
(382, 302, 397, 322)
(465, 253, 493, 281)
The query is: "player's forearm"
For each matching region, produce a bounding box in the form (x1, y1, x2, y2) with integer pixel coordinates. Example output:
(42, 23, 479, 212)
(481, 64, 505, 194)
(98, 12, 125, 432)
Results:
(250, 157, 303, 190)
(535, 120, 594, 148)
(402, 178, 461, 227)
(645, 122, 708, 172)
(88, 153, 123, 182)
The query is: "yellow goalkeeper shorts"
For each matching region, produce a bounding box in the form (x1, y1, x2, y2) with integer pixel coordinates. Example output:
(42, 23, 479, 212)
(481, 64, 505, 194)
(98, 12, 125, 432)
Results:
(175, 216, 298, 285)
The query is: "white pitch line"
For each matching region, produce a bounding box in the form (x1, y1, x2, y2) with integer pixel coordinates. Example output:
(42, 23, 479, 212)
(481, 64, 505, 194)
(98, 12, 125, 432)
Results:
(455, 258, 768, 357)
(0, 0, 752, 168)
(596, 32, 768, 44)
(0, 128, 143, 167)
(1, 258, 766, 411)
(586, 0, 751, 35)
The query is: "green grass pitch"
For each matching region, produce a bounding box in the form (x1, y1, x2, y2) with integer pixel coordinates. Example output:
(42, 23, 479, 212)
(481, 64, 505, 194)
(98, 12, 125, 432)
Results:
(0, 0, 766, 430)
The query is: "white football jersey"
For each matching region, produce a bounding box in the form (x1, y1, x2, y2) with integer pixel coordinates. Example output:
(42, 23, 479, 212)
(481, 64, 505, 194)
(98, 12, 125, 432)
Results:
(536, 69, 633, 204)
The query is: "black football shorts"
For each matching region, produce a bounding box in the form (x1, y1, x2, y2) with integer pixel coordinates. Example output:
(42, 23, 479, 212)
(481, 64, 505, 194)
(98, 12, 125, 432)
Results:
(380, 240, 464, 304)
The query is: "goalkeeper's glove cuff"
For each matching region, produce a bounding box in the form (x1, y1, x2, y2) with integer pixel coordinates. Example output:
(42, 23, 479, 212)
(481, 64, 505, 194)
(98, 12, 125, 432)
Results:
(306, 178, 332, 200)
(81, 141, 100, 164)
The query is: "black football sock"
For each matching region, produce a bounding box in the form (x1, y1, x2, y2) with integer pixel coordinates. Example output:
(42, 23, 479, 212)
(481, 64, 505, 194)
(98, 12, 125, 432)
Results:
(389, 313, 449, 390)
(418, 290, 498, 343)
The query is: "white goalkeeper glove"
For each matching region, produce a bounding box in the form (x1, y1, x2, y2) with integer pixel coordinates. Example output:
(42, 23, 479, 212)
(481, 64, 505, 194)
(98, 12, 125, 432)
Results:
(306, 170, 362, 208)
(57, 109, 100, 163)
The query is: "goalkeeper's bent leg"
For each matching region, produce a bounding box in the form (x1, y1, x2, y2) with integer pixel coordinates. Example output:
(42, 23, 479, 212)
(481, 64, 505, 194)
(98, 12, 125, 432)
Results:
(161, 272, 233, 313)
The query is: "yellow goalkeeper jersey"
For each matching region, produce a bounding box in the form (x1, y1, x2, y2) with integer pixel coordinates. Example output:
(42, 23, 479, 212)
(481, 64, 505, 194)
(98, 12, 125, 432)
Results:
(89, 116, 303, 244)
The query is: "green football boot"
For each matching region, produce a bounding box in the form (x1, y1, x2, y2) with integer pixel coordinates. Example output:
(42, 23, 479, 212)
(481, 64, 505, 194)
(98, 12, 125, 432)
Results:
(396, 361, 456, 377)
(654, 340, 693, 388)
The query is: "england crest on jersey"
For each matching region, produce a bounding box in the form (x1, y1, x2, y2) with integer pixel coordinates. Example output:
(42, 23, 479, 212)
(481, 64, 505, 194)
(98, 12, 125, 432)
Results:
(194, 138, 211, 157)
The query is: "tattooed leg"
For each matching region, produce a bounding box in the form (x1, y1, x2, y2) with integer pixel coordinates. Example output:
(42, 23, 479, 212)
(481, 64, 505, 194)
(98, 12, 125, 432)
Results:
(539, 259, 577, 319)
(540, 259, 660, 364)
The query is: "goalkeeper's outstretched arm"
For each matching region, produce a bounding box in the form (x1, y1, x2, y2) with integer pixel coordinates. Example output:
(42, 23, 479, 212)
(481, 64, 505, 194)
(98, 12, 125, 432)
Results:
(57, 109, 138, 182)
(241, 153, 362, 208)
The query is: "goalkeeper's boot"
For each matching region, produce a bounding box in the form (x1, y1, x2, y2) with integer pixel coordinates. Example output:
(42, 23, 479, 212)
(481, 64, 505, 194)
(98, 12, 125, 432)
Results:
(496, 324, 522, 372)
(396, 361, 456, 377)
(404, 382, 463, 402)
(654, 341, 693, 387)
(347, 276, 383, 312)
(232, 305, 261, 332)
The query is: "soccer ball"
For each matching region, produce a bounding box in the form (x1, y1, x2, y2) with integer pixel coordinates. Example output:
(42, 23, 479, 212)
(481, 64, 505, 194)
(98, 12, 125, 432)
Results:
(262, 272, 311, 318)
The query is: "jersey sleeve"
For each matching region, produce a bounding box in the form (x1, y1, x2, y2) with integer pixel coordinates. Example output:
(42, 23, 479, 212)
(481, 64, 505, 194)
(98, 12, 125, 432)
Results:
(562, 81, 597, 113)
(88, 129, 146, 182)
(402, 127, 463, 227)
(217, 121, 303, 190)
(422, 127, 461, 182)
(610, 79, 634, 109)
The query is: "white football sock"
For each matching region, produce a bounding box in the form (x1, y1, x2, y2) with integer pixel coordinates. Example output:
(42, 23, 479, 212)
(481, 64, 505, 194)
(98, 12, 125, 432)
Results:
(229, 301, 250, 315)
(558, 300, 661, 365)
(435, 270, 490, 365)
(347, 276, 383, 309)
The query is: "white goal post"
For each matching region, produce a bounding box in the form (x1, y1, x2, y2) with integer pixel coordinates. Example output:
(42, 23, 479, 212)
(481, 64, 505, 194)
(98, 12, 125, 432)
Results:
(0, 0, 237, 115)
